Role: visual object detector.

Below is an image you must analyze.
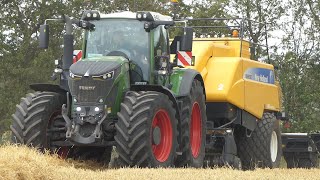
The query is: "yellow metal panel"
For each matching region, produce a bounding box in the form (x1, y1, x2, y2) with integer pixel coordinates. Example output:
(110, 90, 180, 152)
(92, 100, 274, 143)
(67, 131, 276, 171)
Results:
(192, 38, 251, 59)
(204, 57, 244, 109)
(243, 59, 280, 118)
(244, 80, 280, 118)
(227, 79, 245, 109)
(187, 41, 214, 79)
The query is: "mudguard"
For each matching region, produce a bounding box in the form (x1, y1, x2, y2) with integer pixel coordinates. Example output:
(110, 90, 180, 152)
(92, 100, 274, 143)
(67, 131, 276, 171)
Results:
(170, 68, 205, 98)
(131, 85, 181, 122)
(30, 83, 67, 94)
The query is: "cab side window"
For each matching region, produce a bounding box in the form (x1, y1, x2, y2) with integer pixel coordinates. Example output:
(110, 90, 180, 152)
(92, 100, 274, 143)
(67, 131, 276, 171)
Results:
(154, 26, 169, 57)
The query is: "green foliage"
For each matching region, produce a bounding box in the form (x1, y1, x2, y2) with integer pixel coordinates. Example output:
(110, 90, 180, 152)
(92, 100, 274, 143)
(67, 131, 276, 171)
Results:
(0, 131, 11, 145)
(0, 0, 319, 137)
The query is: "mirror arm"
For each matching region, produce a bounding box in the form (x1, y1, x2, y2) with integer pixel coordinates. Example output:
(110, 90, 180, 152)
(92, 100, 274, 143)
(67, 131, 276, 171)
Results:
(44, 18, 64, 25)
(62, 15, 73, 35)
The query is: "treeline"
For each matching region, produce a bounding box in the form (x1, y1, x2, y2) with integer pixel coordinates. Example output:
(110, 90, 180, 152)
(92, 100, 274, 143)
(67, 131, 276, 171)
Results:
(0, 0, 319, 134)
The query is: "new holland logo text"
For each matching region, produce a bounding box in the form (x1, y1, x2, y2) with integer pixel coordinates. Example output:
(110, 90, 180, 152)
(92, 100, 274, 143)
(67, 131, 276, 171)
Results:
(79, 86, 96, 90)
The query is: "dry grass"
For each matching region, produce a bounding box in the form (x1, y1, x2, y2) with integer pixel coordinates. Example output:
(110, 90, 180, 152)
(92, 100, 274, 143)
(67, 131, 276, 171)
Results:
(0, 145, 319, 180)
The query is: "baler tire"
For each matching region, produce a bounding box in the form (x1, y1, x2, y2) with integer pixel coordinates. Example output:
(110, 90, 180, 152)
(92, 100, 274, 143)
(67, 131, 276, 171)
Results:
(235, 112, 282, 169)
(10, 92, 66, 152)
(175, 79, 206, 167)
(297, 153, 319, 168)
(115, 91, 178, 167)
(284, 153, 298, 168)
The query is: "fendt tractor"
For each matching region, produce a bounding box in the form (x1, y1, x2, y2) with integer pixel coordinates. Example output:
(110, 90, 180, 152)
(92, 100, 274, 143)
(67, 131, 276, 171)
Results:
(10, 8, 285, 169)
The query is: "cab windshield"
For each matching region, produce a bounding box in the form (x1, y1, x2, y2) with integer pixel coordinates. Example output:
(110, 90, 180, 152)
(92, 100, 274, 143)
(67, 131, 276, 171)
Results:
(85, 19, 150, 81)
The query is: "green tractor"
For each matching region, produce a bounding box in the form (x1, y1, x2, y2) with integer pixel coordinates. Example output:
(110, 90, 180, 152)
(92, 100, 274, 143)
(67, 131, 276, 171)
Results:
(10, 11, 206, 167)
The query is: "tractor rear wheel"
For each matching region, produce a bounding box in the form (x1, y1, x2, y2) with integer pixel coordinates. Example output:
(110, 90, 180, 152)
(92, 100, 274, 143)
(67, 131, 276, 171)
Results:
(175, 79, 206, 167)
(115, 91, 178, 167)
(10, 92, 68, 155)
(235, 112, 282, 169)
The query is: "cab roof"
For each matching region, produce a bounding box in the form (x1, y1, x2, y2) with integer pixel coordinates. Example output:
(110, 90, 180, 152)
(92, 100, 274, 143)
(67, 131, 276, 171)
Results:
(99, 11, 173, 21)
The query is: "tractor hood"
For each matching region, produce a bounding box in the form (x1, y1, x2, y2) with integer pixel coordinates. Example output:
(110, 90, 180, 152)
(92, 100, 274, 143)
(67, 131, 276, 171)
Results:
(68, 56, 128, 104)
(69, 56, 128, 76)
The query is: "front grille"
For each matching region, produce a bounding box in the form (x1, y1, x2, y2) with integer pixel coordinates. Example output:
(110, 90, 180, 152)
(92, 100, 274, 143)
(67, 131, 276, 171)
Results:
(69, 77, 113, 103)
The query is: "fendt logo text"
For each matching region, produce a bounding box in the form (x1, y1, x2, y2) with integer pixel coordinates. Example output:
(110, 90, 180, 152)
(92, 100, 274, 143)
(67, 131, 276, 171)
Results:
(79, 86, 96, 90)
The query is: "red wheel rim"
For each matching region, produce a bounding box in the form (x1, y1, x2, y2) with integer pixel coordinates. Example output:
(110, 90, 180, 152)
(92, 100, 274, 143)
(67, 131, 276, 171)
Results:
(151, 109, 173, 162)
(190, 102, 202, 158)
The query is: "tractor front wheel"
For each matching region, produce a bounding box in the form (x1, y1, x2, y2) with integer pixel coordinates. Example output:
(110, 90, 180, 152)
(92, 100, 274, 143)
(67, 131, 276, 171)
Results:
(10, 92, 68, 155)
(10, 91, 112, 164)
(115, 91, 178, 167)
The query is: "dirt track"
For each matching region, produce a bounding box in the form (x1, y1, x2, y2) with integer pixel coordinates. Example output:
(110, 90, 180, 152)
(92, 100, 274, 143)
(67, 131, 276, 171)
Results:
(0, 145, 319, 180)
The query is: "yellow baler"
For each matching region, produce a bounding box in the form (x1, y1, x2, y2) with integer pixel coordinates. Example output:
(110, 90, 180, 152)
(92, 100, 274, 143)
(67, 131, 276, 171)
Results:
(177, 28, 283, 169)
(188, 38, 280, 119)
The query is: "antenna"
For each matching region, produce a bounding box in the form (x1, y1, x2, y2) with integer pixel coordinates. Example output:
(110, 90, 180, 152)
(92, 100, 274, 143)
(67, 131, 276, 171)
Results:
(171, 0, 178, 20)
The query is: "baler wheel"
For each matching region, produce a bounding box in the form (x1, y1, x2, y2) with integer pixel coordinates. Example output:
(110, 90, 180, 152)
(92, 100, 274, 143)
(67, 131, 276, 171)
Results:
(235, 112, 282, 169)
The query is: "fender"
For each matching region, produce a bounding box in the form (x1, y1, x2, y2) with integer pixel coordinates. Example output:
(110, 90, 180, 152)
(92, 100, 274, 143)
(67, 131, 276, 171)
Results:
(131, 85, 180, 119)
(170, 68, 205, 98)
(30, 83, 68, 95)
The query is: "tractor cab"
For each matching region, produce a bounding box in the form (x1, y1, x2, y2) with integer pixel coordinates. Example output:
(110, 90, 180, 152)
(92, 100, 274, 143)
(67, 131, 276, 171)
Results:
(81, 11, 175, 84)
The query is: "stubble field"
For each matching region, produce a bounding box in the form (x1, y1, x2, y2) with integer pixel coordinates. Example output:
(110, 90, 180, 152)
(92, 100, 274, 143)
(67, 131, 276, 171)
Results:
(0, 145, 319, 180)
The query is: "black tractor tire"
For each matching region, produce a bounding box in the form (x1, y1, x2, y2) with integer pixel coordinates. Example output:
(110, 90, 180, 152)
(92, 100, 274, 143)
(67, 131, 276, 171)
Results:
(10, 92, 66, 149)
(235, 112, 282, 169)
(175, 79, 206, 167)
(115, 91, 178, 167)
(10, 91, 112, 164)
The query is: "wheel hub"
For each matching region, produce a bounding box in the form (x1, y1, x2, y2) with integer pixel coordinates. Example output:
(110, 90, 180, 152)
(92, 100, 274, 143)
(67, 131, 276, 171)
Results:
(153, 126, 161, 145)
(270, 131, 278, 162)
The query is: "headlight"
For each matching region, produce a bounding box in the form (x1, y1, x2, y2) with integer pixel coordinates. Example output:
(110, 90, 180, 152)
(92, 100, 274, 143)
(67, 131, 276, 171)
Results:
(81, 10, 101, 21)
(94, 107, 100, 112)
(69, 71, 81, 79)
(70, 72, 75, 78)
(143, 13, 147, 19)
(92, 71, 114, 80)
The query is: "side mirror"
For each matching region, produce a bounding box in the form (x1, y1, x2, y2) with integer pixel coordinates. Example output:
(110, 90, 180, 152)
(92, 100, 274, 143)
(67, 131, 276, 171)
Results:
(39, 24, 49, 49)
(180, 27, 193, 51)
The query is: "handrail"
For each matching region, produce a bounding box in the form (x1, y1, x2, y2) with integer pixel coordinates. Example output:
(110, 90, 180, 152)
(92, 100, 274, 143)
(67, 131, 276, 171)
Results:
(172, 17, 270, 61)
